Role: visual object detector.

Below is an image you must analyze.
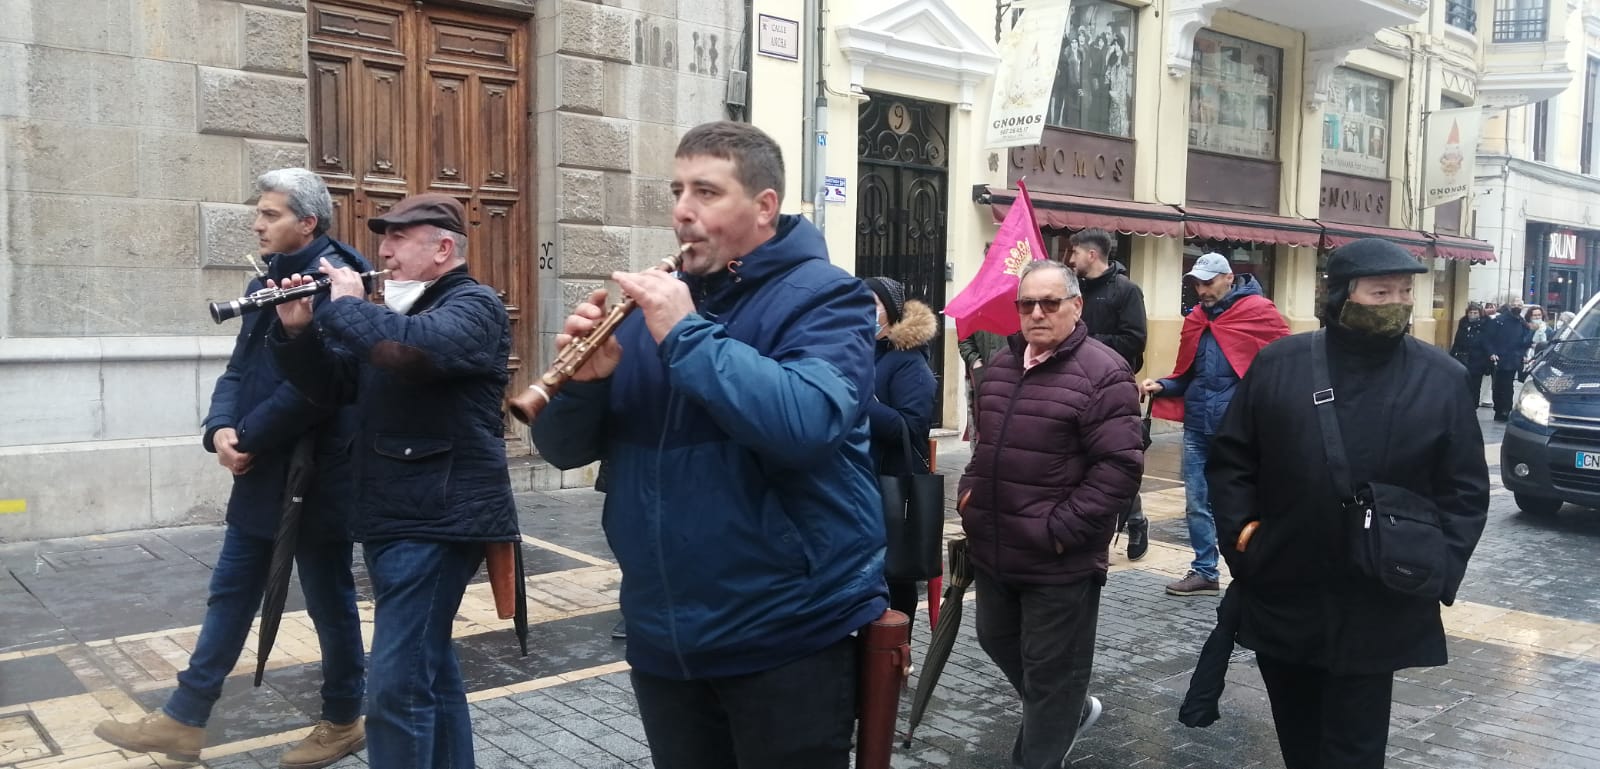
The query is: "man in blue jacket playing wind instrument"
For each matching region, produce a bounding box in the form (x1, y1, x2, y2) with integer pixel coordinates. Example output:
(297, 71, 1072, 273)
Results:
(532, 121, 888, 769)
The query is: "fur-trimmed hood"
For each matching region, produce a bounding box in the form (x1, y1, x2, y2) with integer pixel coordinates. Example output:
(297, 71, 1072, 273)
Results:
(884, 299, 938, 352)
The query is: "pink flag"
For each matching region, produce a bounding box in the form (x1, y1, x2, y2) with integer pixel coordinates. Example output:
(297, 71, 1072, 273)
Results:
(945, 179, 1048, 339)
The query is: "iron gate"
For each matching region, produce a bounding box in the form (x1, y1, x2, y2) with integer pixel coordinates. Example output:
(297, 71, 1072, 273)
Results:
(856, 95, 950, 426)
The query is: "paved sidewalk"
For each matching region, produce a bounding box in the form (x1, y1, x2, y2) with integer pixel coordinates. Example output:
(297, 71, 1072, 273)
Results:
(2, 413, 1600, 768)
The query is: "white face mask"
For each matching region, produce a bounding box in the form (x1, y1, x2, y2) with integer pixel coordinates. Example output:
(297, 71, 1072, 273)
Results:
(383, 279, 433, 315)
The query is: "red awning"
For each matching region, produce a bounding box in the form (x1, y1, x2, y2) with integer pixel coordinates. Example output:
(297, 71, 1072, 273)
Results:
(1318, 222, 1432, 258)
(980, 187, 1185, 238)
(1180, 206, 1323, 248)
(1430, 234, 1497, 262)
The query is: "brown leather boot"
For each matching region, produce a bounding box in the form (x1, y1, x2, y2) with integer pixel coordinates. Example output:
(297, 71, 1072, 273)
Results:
(280, 718, 366, 769)
(92, 711, 204, 762)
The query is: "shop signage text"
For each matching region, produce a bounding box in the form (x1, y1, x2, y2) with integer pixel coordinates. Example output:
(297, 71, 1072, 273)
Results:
(1318, 172, 1391, 227)
(1007, 128, 1135, 200)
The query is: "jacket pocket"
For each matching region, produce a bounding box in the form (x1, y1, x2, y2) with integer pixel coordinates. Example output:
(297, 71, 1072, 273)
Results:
(368, 434, 453, 519)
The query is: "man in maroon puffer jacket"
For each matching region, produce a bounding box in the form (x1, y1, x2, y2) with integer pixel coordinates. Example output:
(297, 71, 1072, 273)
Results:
(957, 259, 1144, 769)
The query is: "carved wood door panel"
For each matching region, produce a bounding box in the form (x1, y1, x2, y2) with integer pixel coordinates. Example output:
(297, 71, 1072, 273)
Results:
(308, 0, 533, 449)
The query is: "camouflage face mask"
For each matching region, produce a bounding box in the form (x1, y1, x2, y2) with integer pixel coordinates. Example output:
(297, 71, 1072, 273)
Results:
(1339, 301, 1412, 337)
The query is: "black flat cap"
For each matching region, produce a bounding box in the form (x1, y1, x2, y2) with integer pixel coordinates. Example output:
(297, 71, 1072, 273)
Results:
(1325, 237, 1427, 283)
(367, 193, 468, 235)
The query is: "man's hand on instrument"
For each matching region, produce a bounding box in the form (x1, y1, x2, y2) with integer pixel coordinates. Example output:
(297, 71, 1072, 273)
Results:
(270, 274, 316, 338)
(318, 257, 365, 302)
(557, 287, 622, 381)
(213, 427, 253, 476)
(613, 269, 694, 344)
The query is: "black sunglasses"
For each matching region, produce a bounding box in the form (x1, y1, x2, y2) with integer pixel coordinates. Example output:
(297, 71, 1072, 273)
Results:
(1014, 297, 1069, 314)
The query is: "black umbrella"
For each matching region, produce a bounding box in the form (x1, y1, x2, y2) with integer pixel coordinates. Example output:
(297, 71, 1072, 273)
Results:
(512, 542, 528, 657)
(1179, 581, 1243, 728)
(903, 537, 975, 748)
(253, 433, 316, 687)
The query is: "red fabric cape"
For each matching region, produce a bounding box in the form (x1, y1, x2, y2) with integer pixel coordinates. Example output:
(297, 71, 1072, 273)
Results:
(1151, 294, 1290, 423)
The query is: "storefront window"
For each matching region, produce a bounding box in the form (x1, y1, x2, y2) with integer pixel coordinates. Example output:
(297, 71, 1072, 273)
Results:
(1046, 0, 1138, 137)
(1181, 240, 1274, 315)
(1189, 30, 1282, 160)
(1322, 67, 1392, 179)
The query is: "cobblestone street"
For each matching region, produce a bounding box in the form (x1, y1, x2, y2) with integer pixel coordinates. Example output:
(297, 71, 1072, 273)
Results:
(2, 413, 1598, 768)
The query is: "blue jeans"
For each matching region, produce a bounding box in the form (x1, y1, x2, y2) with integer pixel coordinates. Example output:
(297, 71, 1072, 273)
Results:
(364, 539, 483, 769)
(166, 526, 364, 727)
(1182, 429, 1220, 582)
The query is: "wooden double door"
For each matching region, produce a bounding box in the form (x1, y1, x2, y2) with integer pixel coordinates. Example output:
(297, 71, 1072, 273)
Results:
(307, 0, 534, 440)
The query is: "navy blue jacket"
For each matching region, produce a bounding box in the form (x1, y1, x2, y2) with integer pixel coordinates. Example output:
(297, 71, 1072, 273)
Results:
(1484, 311, 1531, 371)
(270, 266, 519, 544)
(532, 215, 890, 680)
(868, 300, 939, 477)
(202, 236, 369, 541)
(1158, 274, 1266, 435)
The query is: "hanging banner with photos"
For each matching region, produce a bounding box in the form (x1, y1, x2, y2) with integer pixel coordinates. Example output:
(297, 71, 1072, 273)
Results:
(1188, 30, 1282, 160)
(1322, 67, 1392, 179)
(986, 0, 1073, 149)
(1422, 106, 1482, 208)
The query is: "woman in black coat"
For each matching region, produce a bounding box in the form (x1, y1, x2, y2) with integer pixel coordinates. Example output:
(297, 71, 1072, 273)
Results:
(1450, 302, 1490, 402)
(862, 277, 938, 624)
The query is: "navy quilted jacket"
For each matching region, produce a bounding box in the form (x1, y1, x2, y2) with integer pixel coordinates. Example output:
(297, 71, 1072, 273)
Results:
(270, 266, 519, 543)
(957, 323, 1144, 584)
(202, 235, 369, 542)
(531, 215, 889, 680)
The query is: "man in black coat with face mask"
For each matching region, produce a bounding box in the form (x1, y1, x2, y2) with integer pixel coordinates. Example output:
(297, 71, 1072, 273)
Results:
(1206, 238, 1489, 769)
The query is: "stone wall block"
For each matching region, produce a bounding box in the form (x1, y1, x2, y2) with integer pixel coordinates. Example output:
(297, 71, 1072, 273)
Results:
(16, 46, 95, 124)
(242, 6, 306, 75)
(556, 112, 633, 171)
(637, 66, 678, 124)
(103, 199, 202, 268)
(6, 194, 97, 266)
(600, 61, 639, 121)
(630, 227, 680, 271)
(138, 131, 245, 202)
(200, 203, 261, 268)
(558, 168, 605, 223)
(634, 121, 680, 178)
(557, 223, 631, 277)
(131, 59, 201, 130)
(198, 67, 307, 141)
(6, 0, 133, 54)
(6, 120, 139, 196)
(632, 176, 674, 228)
(604, 170, 636, 222)
(558, 55, 605, 114)
(196, 0, 242, 69)
(135, 0, 201, 61)
(244, 140, 310, 186)
(558, 0, 634, 62)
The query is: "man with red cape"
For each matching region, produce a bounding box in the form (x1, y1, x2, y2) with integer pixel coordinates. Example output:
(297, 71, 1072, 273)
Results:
(1140, 253, 1288, 596)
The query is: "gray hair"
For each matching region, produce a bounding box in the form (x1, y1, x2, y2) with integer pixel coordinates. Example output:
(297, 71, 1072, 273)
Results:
(255, 168, 334, 236)
(435, 227, 468, 260)
(1017, 259, 1081, 299)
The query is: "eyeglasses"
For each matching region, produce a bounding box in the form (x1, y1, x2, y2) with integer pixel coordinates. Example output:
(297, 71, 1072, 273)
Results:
(1014, 297, 1069, 314)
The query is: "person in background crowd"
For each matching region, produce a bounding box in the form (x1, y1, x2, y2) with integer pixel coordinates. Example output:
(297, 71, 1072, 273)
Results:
(863, 276, 938, 631)
(1485, 297, 1530, 421)
(1450, 302, 1490, 402)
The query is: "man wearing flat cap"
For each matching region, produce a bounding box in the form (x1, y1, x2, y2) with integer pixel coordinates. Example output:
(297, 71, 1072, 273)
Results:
(1205, 238, 1489, 769)
(269, 193, 520, 769)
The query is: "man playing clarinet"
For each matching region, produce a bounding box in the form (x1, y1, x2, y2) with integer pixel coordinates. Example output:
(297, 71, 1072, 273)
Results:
(532, 121, 890, 768)
(94, 168, 369, 768)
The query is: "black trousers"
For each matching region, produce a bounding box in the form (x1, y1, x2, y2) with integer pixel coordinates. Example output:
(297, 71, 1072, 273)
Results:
(1256, 655, 1394, 769)
(887, 579, 919, 624)
(630, 636, 857, 769)
(1492, 368, 1516, 415)
(975, 571, 1101, 769)
(1465, 371, 1484, 402)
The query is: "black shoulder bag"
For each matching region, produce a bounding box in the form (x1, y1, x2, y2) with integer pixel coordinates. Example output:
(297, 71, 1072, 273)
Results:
(1310, 330, 1448, 599)
(880, 422, 945, 581)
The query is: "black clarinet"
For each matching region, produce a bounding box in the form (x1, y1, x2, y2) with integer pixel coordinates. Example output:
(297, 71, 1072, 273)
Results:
(209, 270, 388, 324)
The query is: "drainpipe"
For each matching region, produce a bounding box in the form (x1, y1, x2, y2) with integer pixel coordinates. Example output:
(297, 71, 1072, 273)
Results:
(802, 0, 830, 234)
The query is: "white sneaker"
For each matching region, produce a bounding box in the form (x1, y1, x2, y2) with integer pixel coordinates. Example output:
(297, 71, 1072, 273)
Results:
(1062, 695, 1102, 765)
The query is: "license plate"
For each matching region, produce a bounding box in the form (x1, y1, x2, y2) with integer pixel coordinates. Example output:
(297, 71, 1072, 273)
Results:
(1576, 452, 1600, 470)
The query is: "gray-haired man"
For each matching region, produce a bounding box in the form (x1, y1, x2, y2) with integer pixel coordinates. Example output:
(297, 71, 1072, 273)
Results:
(95, 169, 370, 767)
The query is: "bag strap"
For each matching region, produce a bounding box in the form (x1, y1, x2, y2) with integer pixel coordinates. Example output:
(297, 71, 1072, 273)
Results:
(896, 418, 930, 475)
(1310, 330, 1357, 501)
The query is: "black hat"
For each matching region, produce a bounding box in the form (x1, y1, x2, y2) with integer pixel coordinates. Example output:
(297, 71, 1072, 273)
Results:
(864, 276, 905, 327)
(368, 193, 468, 235)
(1324, 238, 1427, 284)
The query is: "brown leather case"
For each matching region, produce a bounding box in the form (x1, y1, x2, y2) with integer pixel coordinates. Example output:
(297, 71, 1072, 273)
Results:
(484, 541, 517, 620)
(855, 608, 911, 769)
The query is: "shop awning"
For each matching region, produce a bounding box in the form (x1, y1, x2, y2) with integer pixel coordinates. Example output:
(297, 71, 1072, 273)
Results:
(976, 186, 1185, 238)
(1179, 206, 1324, 248)
(1318, 222, 1433, 258)
(1430, 234, 1498, 262)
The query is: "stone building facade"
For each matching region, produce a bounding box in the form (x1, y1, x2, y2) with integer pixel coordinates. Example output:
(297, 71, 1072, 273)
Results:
(0, 0, 744, 539)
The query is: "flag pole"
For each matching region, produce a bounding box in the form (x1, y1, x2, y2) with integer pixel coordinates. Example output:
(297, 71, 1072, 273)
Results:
(1016, 177, 1046, 260)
